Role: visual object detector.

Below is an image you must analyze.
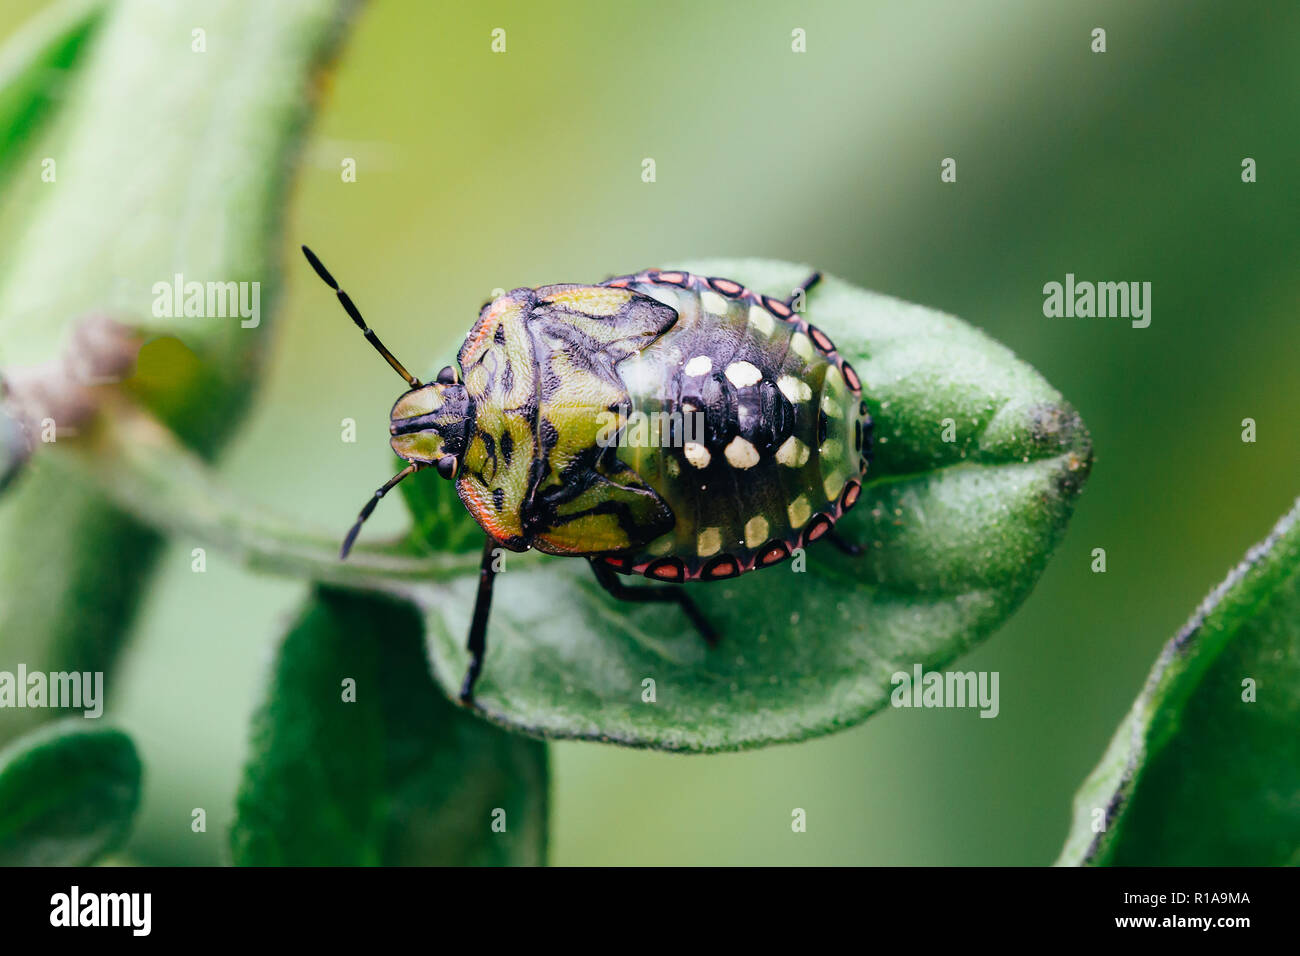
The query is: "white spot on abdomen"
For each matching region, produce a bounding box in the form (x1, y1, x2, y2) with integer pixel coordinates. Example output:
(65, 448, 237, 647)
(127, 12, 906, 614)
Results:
(790, 332, 814, 362)
(776, 436, 810, 468)
(724, 436, 759, 469)
(725, 361, 762, 387)
(683, 355, 712, 376)
(778, 374, 812, 402)
(700, 290, 728, 315)
(684, 442, 711, 469)
(787, 495, 811, 528)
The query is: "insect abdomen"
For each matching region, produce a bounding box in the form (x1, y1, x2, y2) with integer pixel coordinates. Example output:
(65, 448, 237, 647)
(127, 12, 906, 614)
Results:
(601, 271, 871, 581)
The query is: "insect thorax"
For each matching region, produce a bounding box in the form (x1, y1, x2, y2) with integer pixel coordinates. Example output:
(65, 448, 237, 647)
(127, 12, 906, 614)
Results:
(452, 283, 678, 553)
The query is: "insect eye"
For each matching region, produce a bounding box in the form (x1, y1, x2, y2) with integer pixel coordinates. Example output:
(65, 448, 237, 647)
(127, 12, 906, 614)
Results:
(436, 365, 458, 384)
(436, 456, 458, 480)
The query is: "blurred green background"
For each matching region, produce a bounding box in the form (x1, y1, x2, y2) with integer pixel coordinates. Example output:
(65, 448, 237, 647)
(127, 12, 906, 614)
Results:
(1, 0, 1296, 865)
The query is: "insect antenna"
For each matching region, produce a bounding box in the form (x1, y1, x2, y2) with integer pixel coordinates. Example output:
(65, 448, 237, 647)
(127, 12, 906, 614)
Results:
(301, 245, 421, 388)
(341, 462, 422, 559)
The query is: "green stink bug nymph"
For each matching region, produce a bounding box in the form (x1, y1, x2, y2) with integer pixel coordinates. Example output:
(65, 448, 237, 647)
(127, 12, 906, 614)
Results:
(302, 246, 873, 703)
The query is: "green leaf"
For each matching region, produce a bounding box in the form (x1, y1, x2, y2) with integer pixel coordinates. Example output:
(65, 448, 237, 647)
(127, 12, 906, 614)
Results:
(65, 260, 1091, 756)
(231, 587, 548, 866)
(0, 0, 356, 744)
(406, 259, 1093, 751)
(1058, 498, 1300, 866)
(0, 721, 141, 865)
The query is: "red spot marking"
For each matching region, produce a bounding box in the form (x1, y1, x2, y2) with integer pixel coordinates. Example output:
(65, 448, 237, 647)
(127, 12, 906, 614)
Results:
(606, 278, 630, 288)
(842, 480, 862, 511)
(806, 516, 832, 542)
(710, 277, 743, 296)
(647, 558, 684, 581)
(841, 361, 861, 393)
(656, 272, 687, 286)
(759, 542, 790, 566)
(704, 556, 741, 579)
(603, 556, 628, 568)
(766, 297, 793, 318)
(809, 325, 835, 353)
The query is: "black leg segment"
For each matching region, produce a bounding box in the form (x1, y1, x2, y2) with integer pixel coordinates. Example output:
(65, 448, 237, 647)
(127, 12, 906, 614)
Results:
(460, 537, 501, 702)
(785, 271, 822, 309)
(825, 529, 864, 556)
(589, 560, 719, 647)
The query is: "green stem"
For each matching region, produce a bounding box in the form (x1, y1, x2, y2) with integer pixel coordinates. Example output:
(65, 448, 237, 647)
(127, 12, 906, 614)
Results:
(68, 395, 482, 588)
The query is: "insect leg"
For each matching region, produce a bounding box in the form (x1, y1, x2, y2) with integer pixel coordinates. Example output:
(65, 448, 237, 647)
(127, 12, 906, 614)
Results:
(784, 271, 822, 309)
(588, 560, 719, 647)
(460, 537, 500, 703)
(824, 530, 864, 556)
